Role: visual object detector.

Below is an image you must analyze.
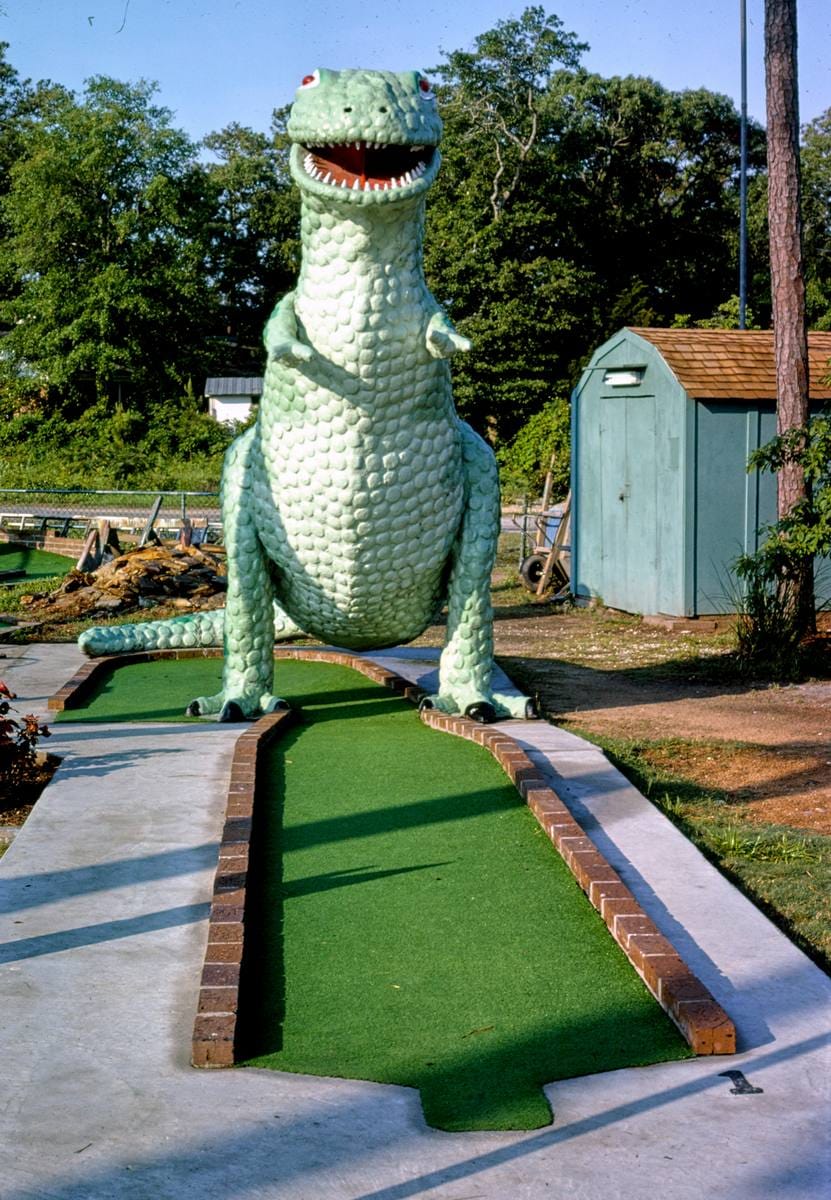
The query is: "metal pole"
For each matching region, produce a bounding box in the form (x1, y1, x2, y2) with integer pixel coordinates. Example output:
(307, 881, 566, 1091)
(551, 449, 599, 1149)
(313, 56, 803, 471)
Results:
(739, 0, 748, 328)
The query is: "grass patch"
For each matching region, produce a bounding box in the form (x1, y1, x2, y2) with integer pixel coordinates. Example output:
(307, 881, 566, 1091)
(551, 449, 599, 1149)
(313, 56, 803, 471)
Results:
(572, 730, 831, 975)
(0, 544, 73, 582)
(59, 654, 693, 1130)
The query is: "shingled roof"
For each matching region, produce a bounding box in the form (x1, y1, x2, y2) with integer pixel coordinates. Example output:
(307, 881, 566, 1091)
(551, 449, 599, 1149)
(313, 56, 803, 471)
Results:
(626, 328, 831, 401)
(204, 377, 263, 397)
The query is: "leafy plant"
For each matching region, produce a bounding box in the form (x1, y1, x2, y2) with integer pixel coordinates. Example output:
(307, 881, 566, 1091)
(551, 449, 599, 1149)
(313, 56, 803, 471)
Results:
(709, 826, 820, 864)
(0, 680, 52, 800)
(496, 395, 570, 500)
(732, 399, 831, 679)
(733, 551, 806, 680)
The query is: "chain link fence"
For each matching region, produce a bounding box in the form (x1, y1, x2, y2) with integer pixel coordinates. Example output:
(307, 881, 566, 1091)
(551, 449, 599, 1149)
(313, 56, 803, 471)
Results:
(0, 488, 222, 546)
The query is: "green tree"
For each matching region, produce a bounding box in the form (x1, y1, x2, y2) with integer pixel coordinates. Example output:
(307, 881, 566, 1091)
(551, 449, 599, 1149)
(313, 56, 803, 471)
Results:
(552, 73, 766, 329)
(0, 76, 216, 413)
(202, 117, 299, 364)
(801, 109, 831, 329)
(431, 6, 587, 223)
(424, 8, 594, 440)
(0, 43, 34, 305)
(424, 8, 762, 443)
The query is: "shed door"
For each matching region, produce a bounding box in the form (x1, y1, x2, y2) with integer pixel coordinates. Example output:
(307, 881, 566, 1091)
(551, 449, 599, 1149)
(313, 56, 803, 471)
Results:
(598, 395, 658, 613)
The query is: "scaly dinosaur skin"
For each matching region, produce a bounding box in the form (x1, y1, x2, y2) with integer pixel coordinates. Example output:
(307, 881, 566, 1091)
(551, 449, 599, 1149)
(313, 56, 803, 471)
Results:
(79, 68, 533, 724)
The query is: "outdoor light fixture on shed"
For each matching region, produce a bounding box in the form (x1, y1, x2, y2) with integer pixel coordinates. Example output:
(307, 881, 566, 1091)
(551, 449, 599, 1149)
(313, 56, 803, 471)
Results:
(602, 368, 644, 387)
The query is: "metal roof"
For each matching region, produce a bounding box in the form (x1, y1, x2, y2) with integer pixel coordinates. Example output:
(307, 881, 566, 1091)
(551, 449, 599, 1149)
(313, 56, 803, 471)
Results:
(626, 328, 831, 401)
(204, 377, 263, 396)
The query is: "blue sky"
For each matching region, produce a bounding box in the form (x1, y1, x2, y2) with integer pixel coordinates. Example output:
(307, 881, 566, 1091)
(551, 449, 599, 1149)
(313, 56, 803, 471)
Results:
(2, 1, 829, 141)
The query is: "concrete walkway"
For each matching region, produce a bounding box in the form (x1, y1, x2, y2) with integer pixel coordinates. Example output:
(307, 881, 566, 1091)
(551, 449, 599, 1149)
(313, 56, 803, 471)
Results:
(0, 643, 829, 1200)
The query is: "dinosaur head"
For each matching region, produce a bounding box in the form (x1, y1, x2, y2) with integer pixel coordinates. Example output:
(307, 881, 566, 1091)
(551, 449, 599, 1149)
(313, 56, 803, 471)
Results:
(286, 68, 442, 206)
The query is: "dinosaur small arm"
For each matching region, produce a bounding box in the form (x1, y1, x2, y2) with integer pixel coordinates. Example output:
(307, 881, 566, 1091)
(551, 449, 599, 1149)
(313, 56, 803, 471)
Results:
(78, 67, 534, 725)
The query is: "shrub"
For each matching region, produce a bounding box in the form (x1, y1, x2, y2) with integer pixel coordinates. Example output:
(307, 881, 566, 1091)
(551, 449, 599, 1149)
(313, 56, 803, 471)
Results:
(496, 396, 570, 501)
(0, 681, 52, 801)
(732, 399, 831, 679)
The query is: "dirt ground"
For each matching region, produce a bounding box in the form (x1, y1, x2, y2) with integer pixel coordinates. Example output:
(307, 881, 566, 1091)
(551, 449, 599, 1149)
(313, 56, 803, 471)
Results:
(485, 605, 831, 837)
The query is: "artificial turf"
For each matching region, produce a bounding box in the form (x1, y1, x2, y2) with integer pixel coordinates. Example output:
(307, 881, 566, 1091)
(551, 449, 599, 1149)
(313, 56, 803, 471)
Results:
(0, 543, 73, 581)
(59, 655, 693, 1129)
(53, 655, 227, 723)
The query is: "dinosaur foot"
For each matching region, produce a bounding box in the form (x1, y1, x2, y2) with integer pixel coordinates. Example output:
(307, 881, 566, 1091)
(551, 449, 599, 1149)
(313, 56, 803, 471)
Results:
(186, 692, 290, 721)
(418, 690, 536, 723)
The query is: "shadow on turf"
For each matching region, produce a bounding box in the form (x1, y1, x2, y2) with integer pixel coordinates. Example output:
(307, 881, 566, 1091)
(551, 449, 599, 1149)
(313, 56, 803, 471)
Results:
(281, 783, 520, 853)
(282, 863, 451, 900)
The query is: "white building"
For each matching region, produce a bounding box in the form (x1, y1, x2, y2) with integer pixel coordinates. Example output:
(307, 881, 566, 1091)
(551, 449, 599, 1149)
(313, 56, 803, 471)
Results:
(204, 377, 263, 424)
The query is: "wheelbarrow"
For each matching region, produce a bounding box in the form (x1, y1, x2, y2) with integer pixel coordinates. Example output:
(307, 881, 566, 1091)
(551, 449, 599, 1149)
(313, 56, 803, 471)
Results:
(518, 488, 571, 599)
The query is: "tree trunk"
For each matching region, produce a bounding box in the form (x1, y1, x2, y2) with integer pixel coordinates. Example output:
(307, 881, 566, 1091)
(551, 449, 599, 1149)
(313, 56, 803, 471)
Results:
(764, 0, 814, 633)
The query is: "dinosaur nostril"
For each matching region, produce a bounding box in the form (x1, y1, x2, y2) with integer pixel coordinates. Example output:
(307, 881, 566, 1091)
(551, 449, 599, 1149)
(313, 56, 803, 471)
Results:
(378, 106, 387, 113)
(343, 106, 352, 113)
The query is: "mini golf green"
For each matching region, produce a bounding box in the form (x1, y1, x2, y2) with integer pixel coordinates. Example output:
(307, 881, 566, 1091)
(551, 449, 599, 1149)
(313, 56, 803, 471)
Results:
(0, 543, 73, 581)
(59, 656, 693, 1130)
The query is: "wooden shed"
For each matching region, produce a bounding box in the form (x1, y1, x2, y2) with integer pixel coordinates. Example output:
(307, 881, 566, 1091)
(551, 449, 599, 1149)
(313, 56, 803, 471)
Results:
(205, 376, 263, 424)
(571, 327, 831, 617)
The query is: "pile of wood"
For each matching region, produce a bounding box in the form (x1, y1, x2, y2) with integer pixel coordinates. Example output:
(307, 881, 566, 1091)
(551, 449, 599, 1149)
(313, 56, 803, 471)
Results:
(18, 543, 227, 623)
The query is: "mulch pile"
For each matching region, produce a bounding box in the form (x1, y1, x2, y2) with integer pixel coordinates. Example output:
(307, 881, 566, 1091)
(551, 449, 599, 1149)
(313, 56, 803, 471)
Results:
(16, 543, 227, 624)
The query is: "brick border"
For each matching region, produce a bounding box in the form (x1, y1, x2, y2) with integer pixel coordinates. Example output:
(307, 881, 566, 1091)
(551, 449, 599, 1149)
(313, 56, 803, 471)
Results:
(49, 647, 735, 1060)
(419, 709, 736, 1055)
(192, 708, 295, 1066)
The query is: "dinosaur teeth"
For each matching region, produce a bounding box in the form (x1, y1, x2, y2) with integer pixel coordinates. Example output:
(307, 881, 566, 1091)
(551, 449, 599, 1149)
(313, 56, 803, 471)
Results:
(352, 178, 360, 190)
(413, 144, 425, 151)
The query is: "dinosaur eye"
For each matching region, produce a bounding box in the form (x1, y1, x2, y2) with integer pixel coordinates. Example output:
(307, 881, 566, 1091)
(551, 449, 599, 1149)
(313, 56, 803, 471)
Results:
(299, 71, 320, 89)
(418, 76, 435, 101)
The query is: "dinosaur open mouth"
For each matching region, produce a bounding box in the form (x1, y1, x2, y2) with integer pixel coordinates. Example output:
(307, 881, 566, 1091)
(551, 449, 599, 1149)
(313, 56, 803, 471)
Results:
(300, 141, 436, 192)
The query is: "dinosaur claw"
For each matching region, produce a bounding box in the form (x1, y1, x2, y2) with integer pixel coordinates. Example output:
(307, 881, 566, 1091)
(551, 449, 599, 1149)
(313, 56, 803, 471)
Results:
(186, 700, 201, 716)
(465, 701, 497, 724)
(418, 696, 435, 711)
(219, 701, 246, 723)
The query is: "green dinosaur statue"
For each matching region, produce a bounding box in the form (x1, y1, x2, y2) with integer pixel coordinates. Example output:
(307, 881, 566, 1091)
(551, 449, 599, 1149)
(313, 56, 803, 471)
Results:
(79, 68, 534, 724)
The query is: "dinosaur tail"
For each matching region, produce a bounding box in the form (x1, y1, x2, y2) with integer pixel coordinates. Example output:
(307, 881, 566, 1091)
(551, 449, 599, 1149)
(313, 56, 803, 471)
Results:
(77, 603, 301, 657)
(78, 607, 227, 657)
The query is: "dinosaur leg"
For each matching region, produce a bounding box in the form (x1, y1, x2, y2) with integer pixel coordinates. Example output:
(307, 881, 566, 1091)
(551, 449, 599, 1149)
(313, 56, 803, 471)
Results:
(421, 425, 534, 723)
(187, 428, 286, 721)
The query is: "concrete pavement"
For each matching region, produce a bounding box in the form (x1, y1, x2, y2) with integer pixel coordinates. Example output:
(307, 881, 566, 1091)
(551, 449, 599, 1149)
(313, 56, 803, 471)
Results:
(0, 642, 828, 1199)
